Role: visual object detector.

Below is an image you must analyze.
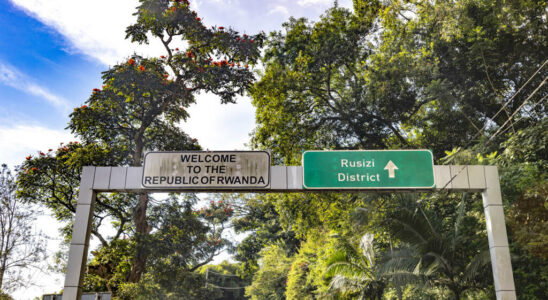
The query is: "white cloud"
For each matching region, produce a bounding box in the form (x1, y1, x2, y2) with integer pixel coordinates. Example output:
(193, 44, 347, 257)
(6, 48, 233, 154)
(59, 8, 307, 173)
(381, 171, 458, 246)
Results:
(297, 0, 333, 6)
(9, 0, 165, 66)
(268, 5, 290, 17)
(180, 92, 255, 150)
(0, 62, 70, 111)
(0, 124, 75, 168)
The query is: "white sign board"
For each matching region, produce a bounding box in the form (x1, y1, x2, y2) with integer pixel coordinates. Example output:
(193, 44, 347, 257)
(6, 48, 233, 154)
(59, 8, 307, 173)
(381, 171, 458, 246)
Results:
(142, 151, 270, 188)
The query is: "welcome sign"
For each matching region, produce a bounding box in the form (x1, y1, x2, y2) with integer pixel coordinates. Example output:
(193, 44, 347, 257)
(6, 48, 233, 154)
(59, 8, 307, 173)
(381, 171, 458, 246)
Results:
(142, 151, 270, 189)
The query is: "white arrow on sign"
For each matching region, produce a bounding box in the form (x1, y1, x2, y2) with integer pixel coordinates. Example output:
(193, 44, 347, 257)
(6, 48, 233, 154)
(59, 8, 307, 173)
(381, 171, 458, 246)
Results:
(384, 160, 399, 178)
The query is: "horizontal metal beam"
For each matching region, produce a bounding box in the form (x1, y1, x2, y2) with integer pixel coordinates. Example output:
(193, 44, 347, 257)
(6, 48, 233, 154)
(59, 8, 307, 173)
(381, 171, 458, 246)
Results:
(92, 165, 487, 193)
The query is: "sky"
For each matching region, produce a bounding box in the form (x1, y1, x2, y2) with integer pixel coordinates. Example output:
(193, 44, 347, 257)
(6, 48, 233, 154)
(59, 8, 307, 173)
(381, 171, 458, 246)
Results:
(0, 0, 352, 298)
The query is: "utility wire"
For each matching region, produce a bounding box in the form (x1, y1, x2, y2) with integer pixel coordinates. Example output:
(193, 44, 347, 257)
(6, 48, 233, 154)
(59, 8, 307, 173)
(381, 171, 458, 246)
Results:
(482, 59, 548, 135)
(493, 95, 547, 138)
(207, 269, 244, 277)
(206, 273, 287, 290)
(486, 77, 547, 144)
(438, 60, 547, 189)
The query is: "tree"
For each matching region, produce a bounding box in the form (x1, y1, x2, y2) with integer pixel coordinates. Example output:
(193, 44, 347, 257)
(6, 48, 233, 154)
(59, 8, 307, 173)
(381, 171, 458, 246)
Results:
(113, 194, 234, 299)
(252, 5, 422, 164)
(245, 242, 292, 300)
(0, 164, 45, 293)
(324, 233, 388, 300)
(380, 196, 493, 299)
(19, 0, 266, 285)
(18, 143, 133, 248)
(252, 0, 547, 162)
(199, 261, 252, 300)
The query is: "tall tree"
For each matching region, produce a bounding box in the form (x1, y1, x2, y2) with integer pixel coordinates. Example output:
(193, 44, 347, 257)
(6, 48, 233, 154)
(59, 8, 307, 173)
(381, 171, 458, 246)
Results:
(19, 0, 265, 285)
(252, 0, 547, 162)
(0, 164, 45, 293)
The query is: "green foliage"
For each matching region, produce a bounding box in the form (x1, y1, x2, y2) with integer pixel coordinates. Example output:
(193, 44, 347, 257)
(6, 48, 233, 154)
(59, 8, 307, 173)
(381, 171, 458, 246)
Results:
(126, 0, 265, 104)
(381, 195, 493, 298)
(232, 194, 300, 269)
(17, 143, 134, 246)
(198, 261, 251, 300)
(285, 230, 336, 299)
(245, 242, 292, 300)
(117, 272, 220, 300)
(84, 239, 134, 294)
(324, 233, 389, 300)
(0, 292, 13, 300)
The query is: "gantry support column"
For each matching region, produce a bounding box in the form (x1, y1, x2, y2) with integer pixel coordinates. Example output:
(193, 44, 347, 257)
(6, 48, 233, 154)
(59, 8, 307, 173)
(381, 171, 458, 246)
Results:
(482, 166, 516, 299)
(63, 167, 97, 300)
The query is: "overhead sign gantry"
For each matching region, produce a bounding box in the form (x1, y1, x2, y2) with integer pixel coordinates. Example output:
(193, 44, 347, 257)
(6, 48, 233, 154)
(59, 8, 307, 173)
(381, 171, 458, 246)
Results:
(63, 150, 517, 300)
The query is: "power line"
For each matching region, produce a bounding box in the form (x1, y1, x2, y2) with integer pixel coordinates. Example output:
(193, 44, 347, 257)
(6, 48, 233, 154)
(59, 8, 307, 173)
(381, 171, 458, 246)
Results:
(482, 59, 548, 134)
(486, 77, 547, 144)
(207, 269, 243, 277)
(494, 95, 547, 138)
(438, 61, 547, 189)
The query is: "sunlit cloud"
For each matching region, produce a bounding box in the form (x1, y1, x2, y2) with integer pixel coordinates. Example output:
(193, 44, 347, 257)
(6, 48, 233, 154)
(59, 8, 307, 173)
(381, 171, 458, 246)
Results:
(0, 61, 70, 111)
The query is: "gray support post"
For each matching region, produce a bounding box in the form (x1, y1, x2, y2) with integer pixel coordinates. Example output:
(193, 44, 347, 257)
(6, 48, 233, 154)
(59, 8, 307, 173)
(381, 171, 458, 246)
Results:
(63, 167, 97, 300)
(482, 166, 516, 299)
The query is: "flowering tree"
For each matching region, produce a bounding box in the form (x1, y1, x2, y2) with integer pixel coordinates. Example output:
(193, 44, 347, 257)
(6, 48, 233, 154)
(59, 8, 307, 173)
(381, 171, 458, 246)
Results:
(19, 0, 264, 286)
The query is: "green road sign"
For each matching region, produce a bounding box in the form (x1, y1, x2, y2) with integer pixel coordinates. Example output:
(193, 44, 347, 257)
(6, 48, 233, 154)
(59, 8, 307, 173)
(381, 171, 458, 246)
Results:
(302, 150, 435, 189)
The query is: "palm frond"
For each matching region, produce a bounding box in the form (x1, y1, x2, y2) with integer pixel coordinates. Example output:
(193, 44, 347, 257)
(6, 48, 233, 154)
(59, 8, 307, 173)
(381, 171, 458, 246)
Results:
(464, 249, 491, 282)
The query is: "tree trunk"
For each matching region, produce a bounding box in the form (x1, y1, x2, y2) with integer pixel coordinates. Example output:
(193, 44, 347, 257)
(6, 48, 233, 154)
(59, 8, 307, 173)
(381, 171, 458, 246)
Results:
(0, 266, 4, 291)
(128, 192, 149, 282)
(128, 134, 149, 283)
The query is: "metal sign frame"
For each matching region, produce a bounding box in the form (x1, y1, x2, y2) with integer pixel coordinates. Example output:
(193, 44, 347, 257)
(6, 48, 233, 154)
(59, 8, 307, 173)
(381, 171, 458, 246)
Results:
(63, 165, 516, 300)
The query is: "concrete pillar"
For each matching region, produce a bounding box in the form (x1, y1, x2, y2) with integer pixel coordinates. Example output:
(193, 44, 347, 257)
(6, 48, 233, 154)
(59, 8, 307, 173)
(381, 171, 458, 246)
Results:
(482, 166, 516, 299)
(63, 167, 96, 300)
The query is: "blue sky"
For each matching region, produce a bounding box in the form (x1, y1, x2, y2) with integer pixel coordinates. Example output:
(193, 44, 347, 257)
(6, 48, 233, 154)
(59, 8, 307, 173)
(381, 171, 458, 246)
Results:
(0, 0, 352, 297)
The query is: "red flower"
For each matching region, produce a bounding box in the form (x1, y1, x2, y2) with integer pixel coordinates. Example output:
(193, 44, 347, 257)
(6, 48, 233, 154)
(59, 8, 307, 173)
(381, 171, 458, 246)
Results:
(39, 151, 45, 156)
(245, 64, 249, 68)
(195, 17, 201, 21)
(26, 156, 32, 160)
(81, 105, 88, 109)
(127, 58, 135, 65)
(175, 48, 180, 51)
(160, 55, 166, 59)
(31, 167, 38, 172)
(236, 37, 240, 41)
(48, 149, 52, 152)
(250, 39, 254, 43)
(138, 65, 145, 72)
(218, 26, 224, 30)
(92, 88, 101, 93)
